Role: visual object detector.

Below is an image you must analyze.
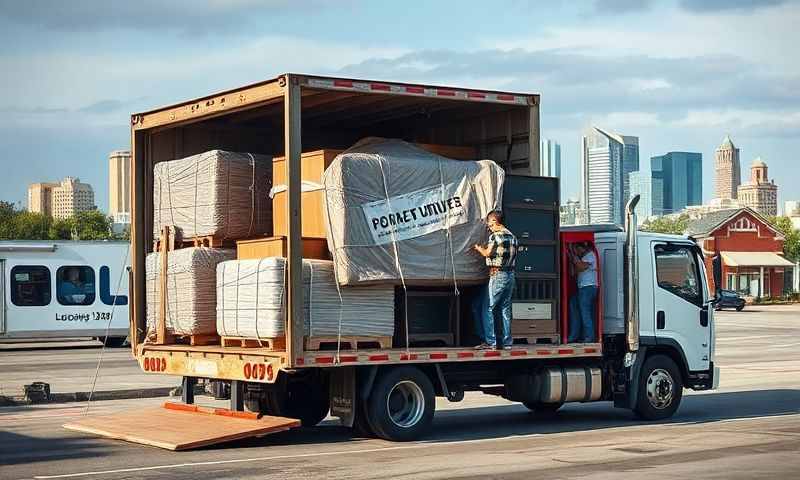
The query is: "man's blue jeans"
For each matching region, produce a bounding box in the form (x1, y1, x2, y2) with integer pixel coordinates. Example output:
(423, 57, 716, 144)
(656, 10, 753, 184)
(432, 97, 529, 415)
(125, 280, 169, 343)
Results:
(471, 284, 489, 343)
(568, 286, 598, 343)
(484, 271, 515, 347)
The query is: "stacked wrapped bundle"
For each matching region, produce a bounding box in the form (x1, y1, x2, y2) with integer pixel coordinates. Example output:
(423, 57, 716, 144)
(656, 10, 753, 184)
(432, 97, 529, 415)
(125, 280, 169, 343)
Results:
(146, 247, 236, 336)
(216, 258, 395, 339)
(323, 138, 505, 286)
(153, 150, 272, 241)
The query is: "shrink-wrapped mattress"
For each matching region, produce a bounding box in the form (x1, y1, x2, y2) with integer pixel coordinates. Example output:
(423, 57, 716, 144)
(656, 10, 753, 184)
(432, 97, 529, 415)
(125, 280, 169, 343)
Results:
(146, 247, 235, 336)
(216, 258, 394, 338)
(153, 150, 272, 240)
(323, 138, 504, 285)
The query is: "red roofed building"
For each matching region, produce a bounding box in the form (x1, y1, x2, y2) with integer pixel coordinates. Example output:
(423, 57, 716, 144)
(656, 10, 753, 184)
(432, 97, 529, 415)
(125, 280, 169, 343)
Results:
(686, 208, 793, 298)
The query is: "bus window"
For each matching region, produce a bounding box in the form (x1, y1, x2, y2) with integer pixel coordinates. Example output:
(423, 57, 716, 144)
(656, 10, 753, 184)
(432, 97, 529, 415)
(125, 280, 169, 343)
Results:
(57, 266, 96, 306)
(11, 265, 51, 306)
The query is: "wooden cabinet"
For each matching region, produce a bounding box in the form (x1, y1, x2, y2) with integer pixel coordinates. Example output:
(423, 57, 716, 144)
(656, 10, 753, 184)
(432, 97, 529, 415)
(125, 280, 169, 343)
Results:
(272, 150, 341, 239)
(236, 236, 330, 260)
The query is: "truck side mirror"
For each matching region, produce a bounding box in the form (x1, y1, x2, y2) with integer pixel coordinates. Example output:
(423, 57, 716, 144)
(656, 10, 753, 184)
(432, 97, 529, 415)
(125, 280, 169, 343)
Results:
(712, 254, 722, 291)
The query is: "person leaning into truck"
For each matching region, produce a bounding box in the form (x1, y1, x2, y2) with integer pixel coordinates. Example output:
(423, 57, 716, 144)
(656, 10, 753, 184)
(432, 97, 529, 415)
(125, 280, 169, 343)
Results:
(567, 241, 598, 343)
(472, 211, 518, 350)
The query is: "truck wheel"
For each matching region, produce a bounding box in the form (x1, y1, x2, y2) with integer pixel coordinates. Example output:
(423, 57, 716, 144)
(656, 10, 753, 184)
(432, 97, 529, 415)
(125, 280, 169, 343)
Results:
(366, 367, 435, 441)
(634, 354, 683, 421)
(522, 401, 563, 416)
(285, 378, 330, 427)
(352, 398, 377, 438)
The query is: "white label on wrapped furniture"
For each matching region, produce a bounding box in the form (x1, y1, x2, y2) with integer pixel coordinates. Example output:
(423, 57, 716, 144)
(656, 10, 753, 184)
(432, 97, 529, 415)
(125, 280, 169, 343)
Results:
(361, 179, 469, 245)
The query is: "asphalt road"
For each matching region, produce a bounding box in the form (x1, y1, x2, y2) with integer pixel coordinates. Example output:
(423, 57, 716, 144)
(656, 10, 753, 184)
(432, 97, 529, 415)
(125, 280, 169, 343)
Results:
(0, 340, 179, 401)
(1, 305, 799, 480)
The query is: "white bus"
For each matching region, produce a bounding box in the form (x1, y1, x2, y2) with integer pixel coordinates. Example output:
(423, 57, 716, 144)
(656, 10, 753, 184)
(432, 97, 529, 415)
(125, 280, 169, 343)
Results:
(0, 241, 130, 346)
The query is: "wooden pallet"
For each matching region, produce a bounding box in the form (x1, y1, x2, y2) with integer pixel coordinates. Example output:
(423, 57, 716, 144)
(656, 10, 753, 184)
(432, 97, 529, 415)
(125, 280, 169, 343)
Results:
(153, 235, 234, 251)
(304, 336, 392, 351)
(221, 336, 286, 350)
(512, 334, 560, 345)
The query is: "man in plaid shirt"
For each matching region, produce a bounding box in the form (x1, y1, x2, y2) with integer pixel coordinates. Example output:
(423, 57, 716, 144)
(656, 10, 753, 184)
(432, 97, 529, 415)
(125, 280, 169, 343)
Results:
(473, 211, 518, 350)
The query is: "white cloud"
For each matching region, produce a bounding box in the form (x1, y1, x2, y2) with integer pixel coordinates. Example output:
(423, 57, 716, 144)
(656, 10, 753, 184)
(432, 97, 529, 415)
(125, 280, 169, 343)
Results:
(482, 3, 800, 74)
(0, 35, 407, 124)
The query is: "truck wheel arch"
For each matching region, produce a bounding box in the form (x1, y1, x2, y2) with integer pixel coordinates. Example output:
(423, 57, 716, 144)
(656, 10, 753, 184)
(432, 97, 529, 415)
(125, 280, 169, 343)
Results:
(638, 336, 690, 388)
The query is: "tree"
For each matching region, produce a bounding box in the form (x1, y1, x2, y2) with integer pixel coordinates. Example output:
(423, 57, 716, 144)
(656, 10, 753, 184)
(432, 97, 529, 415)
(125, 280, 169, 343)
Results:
(9, 211, 52, 240)
(768, 216, 800, 262)
(72, 210, 113, 240)
(641, 214, 690, 235)
(0, 200, 117, 241)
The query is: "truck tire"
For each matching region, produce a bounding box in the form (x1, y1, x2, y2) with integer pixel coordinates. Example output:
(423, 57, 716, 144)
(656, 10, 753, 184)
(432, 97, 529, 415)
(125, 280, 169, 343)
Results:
(285, 378, 330, 427)
(634, 354, 683, 420)
(366, 366, 435, 441)
(522, 401, 563, 417)
(245, 380, 329, 428)
(352, 398, 377, 438)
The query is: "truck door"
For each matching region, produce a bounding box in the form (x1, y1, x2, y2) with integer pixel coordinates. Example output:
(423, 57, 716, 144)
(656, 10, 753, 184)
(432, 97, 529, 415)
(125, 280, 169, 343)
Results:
(651, 242, 711, 372)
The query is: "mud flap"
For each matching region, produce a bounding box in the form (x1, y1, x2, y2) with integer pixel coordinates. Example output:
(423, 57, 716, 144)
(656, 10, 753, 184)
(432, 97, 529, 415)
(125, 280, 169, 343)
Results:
(63, 402, 300, 450)
(329, 367, 356, 427)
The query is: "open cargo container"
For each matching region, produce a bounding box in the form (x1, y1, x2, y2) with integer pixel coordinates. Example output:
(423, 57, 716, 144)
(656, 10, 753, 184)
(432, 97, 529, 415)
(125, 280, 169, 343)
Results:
(105, 74, 718, 448)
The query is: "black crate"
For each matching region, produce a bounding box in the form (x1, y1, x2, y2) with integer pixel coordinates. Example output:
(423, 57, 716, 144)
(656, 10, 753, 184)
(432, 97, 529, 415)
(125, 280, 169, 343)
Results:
(503, 175, 559, 207)
(504, 207, 557, 242)
(515, 243, 557, 275)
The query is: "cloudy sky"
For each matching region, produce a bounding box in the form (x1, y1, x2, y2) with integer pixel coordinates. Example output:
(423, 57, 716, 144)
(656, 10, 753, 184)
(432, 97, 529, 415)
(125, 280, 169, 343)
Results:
(1, 0, 798, 212)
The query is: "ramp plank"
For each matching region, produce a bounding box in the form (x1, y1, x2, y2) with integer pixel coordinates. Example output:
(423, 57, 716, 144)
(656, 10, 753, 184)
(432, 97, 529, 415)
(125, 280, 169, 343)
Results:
(64, 405, 300, 450)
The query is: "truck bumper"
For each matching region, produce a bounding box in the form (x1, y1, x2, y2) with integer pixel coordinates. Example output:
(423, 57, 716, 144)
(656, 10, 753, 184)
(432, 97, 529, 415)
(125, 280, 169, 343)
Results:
(688, 361, 717, 391)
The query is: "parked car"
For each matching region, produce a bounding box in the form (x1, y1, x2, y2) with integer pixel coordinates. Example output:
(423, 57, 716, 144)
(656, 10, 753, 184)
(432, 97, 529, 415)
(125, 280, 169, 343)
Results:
(716, 289, 746, 311)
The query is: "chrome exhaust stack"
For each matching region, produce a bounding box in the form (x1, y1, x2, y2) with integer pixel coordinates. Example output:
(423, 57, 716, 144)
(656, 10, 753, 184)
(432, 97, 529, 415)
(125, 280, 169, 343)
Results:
(624, 194, 640, 354)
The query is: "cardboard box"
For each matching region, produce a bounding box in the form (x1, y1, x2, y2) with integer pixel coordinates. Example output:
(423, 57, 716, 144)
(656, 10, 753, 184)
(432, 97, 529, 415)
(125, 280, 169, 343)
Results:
(272, 150, 340, 238)
(236, 236, 330, 260)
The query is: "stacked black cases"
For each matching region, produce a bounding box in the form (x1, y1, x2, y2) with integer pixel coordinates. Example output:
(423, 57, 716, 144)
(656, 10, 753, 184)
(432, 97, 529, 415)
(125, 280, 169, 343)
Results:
(502, 175, 560, 344)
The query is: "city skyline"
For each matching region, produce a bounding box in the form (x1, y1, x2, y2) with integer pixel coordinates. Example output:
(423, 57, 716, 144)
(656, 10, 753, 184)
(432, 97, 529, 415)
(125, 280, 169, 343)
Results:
(0, 2, 797, 211)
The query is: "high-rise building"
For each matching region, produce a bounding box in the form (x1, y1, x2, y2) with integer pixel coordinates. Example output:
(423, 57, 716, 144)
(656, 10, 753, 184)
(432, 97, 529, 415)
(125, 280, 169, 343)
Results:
(714, 135, 741, 200)
(109, 150, 131, 224)
(650, 152, 703, 216)
(27, 177, 95, 219)
(628, 171, 652, 224)
(27, 182, 58, 216)
(785, 200, 800, 216)
(786, 200, 800, 229)
(559, 198, 587, 226)
(54, 177, 95, 219)
(737, 158, 778, 216)
(540, 139, 561, 178)
(580, 127, 639, 225)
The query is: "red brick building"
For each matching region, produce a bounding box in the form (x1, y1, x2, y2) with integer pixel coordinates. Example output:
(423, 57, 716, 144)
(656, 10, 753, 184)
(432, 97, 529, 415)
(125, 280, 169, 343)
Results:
(686, 208, 793, 298)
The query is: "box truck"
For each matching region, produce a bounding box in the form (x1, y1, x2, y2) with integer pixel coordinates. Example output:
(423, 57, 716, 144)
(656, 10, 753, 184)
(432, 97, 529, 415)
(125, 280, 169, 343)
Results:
(66, 74, 718, 449)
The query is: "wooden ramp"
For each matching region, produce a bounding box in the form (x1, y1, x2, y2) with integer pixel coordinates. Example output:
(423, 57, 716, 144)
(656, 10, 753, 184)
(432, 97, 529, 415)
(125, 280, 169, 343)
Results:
(63, 402, 300, 451)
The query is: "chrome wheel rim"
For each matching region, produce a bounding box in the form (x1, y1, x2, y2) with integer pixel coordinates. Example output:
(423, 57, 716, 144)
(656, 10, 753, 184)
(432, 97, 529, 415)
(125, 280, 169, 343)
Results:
(387, 380, 425, 428)
(646, 368, 674, 410)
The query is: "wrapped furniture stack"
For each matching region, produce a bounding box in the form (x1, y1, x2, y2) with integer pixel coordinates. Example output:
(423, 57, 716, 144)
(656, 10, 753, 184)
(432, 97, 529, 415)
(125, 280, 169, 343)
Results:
(147, 149, 271, 345)
(323, 138, 505, 286)
(153, 150, 272, 244)
(216, 258, 394, 349)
